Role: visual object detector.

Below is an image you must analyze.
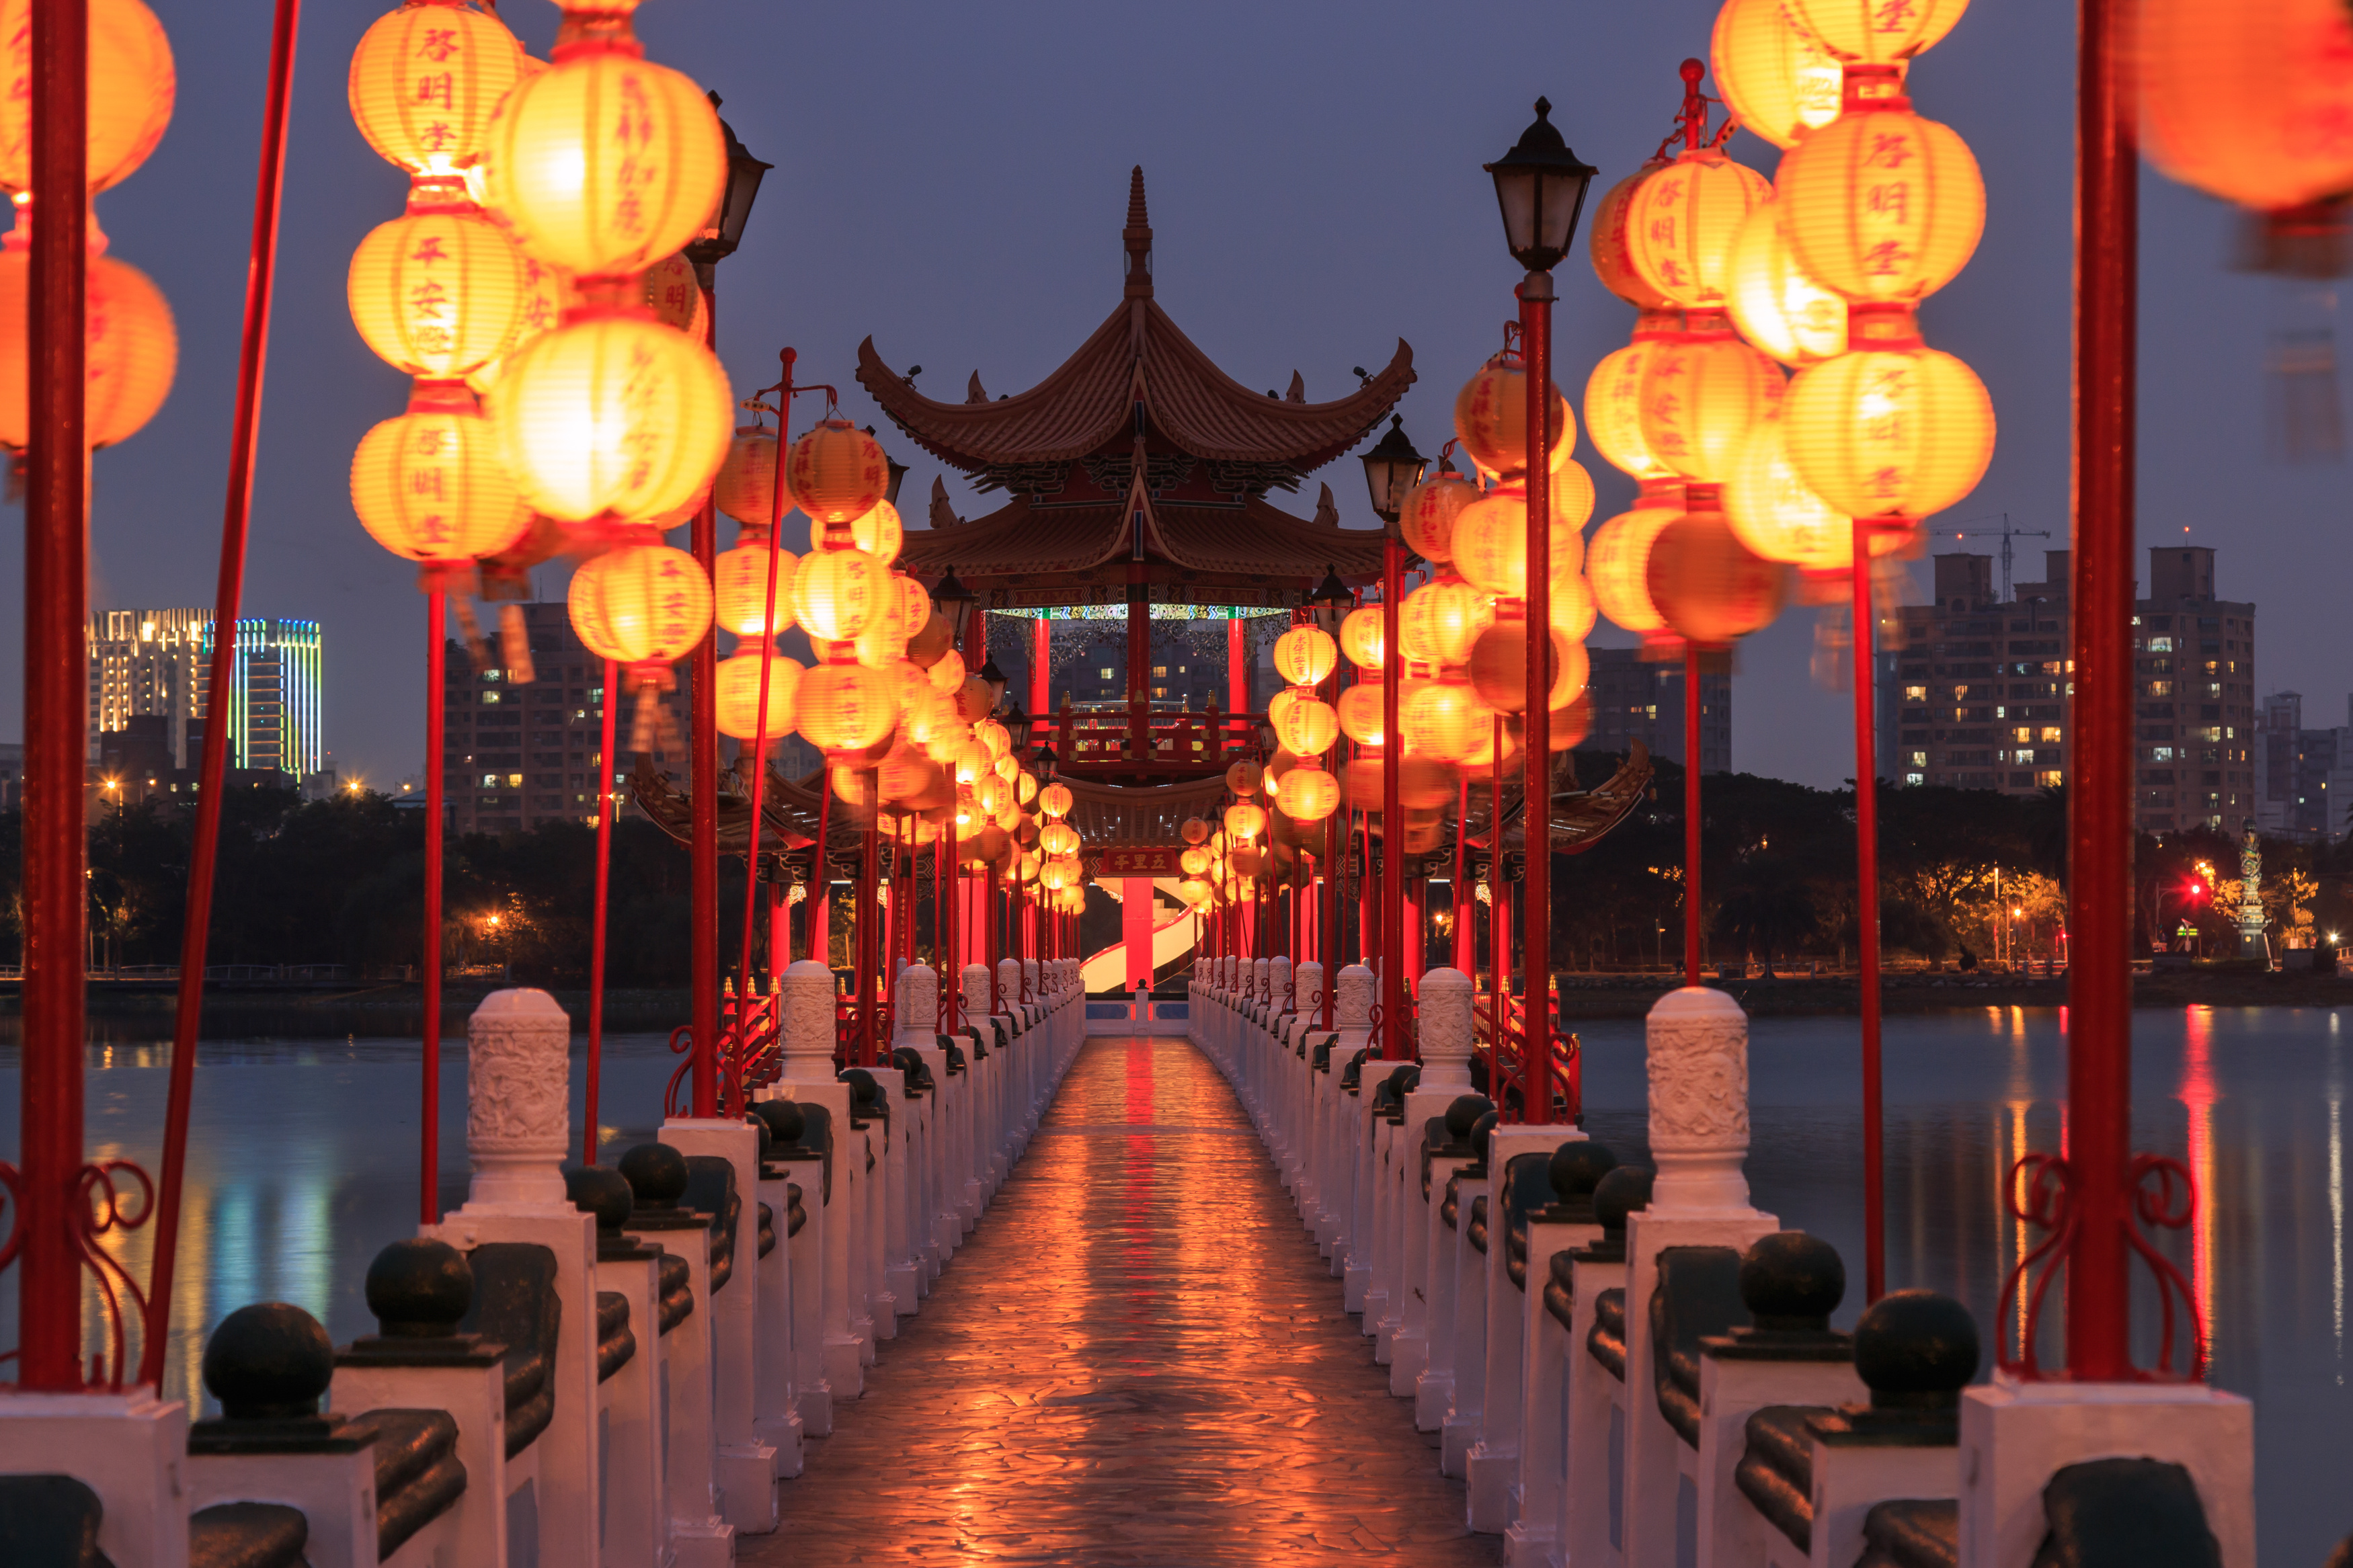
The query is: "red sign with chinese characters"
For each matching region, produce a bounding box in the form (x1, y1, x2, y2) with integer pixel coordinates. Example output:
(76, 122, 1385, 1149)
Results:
(1096, 846, 1182, 876)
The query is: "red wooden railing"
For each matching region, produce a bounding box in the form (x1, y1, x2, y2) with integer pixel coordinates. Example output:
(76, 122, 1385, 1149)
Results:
(1474, 984, 1581, 1125)
(1053, 706, 1267, 778)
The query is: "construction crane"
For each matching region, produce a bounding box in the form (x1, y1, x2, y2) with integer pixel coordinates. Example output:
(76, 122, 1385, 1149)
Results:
(1949, 513, 2052, 602)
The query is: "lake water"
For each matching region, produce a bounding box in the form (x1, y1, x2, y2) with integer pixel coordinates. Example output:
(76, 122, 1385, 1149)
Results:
(1, 1005, 2346, 1563)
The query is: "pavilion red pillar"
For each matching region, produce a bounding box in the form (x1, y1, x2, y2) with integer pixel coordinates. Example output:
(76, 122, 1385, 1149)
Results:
(1123, 878, 1153, 990)
(1228, 616, 1247, 716)
(1032, 614, 1051, 715)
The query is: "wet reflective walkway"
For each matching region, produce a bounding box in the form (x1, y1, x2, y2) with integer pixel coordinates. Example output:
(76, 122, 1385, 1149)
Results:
(748, 1034, 1499, 1566)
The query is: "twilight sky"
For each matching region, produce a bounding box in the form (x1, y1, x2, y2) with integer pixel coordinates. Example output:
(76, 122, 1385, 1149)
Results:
(17, 0, 2341, 788)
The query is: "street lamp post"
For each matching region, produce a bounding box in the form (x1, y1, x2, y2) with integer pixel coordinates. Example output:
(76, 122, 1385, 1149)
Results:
(1485, 97, 1596, 1122)
(1360, 424, 1426, 1061)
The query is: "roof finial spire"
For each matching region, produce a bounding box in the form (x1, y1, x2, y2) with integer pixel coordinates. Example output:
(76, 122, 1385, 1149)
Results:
(1124, 165, 1152, 299)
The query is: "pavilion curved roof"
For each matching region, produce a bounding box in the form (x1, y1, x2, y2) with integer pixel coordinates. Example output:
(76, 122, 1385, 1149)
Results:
(895, 491, 1387, 585)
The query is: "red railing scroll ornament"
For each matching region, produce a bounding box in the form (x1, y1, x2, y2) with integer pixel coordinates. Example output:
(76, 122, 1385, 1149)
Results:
(1997, 1150, 2205, 1381)
(0, 1155, 157, 1391)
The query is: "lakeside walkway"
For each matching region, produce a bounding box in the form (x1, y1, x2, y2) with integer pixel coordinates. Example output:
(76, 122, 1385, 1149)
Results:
(746, 1033, 1499, 1566)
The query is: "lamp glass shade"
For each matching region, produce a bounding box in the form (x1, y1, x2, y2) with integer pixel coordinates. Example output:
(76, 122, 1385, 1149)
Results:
(1357, 415, 1428, 522)
(1482, 97, 1599, 270)
(930, 570, 978, 643)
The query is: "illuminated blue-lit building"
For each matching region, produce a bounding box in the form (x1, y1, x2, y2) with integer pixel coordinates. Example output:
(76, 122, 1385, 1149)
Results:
(194, 618, 323, 779)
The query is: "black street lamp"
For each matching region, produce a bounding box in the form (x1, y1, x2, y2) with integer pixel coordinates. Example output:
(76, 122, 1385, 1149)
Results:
(978, 657, 1010, 712)
(685, 93, 774, 276)
(1305, 563, 1353, 638)
(1482, 96, 1598, 274)
(931, 566, 978, 645)
(1357, 415, 1428, 527)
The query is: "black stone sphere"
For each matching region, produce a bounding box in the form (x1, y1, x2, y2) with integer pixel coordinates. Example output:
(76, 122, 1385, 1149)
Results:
(1445, 1095, 1494, 1141)
(364, 1237, 472, 1339)
(619, 1142, 690, 1211)
(891, 1047, 923, 1075)
(751, 1100, 805, 1149)
(1740, 1232, 1845, 1331)
(1469, 1055, 1490, 1096)
(749, 1116, 774, 1160)
(840, 1067, 879, 1105)
(1549, 1141, 1620, 1202)
(1854, 1289, 1980, 1407)
(1468, 1110, 1500, 1155)
(566, 1165, 634, 1233)
(1384, 1063, 1416, 1094)
(202, 1302, 334, 1420)
(1592, 1166, 1656, 1235)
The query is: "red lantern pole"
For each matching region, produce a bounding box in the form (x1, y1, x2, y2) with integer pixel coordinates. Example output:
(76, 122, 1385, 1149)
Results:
(1380, 542, 1404, 1058)
(1321, 784, 1338, 1030)
(2067, 0, 2137, 1381)
(1492, 715, 1507, 1087)
(17, 0, 89, 1391)
(1522, 271, 1554, 1124)
(1853, 532, 1887, 1302)
(421, 597, 446, 1223)
(145, 0, 303, 1389)
(687, 286, 721, 1118)
(586, 657, 617, 1165)
(1685, 645, 1703, 987)
(860, 787, 879, 1066)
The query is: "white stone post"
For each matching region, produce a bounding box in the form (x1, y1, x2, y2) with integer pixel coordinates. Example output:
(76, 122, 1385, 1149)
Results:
(1336, 962, 1376, 1307)
(781, 959, 864, 1397)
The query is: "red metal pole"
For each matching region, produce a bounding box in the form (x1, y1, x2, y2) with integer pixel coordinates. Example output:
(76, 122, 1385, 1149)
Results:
(988, 864, 1002, 1014)
(2067, 0, 2137, 1381)
(144, 0, 301, 1389)
(1522, 276, 1554, 1124)
(1032, 614, 1049, 715)
(586, 658, 616, 1165)
(1492, 715, 1506, 1086)
(1451, 774, 1470, 972)
(941, 817, 957, 1016)
(809, 782, 830, 965)
(1380, 542, 1403, 1057)
(1853, 531, 1886, 1302)
(422, 597, 446, 1223)
(1321, 785, 1338, 1029)
(1685, 644, 1703, 987)
(860, 789, 879, 1065)
(688, 285, 720, 1118)
(19, 0, 89, 1391)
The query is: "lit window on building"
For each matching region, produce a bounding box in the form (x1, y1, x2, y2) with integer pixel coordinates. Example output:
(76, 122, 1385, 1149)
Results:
(1903, 685, 1927, 702)
(2038, 770, 2065, 788)
(2039, 727, 2063, 743)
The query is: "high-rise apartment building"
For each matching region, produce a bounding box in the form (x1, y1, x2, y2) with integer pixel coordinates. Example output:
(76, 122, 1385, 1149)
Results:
(1884, 546, 2255, 833)
(87, 608, 208, 766)
(2254, 690, 2353, 841)
(1577, 648, 1732, 774)
(192, 619, 324, 779)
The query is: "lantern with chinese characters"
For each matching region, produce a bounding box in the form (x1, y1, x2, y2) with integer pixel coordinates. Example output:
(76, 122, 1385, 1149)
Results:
(1724, 202, 1847, 367)
(1040, 781, 1074, 819)
(0, 242, 176, 448)
(1553, 571, 1597, 641)
(1339, 605, 1387, 672)
(1400, 678, 1493, 764)
(1449, 473, 1593, 598)
(1647, 503, 1786, 644)
(1225, 800, 1267, 840)
(570, 541, 715, 748)
(1711, 0, 1848, 151)
(465, 253, 567, 399)
(788, 419, 889, 524)
(1179, 876, 1213, 907)
(1272, 625, 1339, 687)
(1589, 497, 1681, 636)
(1454, 354, 1572, 478)
(1587, 161, 1677, 308)
(798, 661, 900, 755)
(348, 198, 530, 380)
(1584, 313, 1682, 481)
(791, 546, 887, 643)
(480, 39, 725, 278)
(1398, 469, 1481, 563)
(1040, 821, 1080, 858)
(350, 384, 534, 580)
(1637, 329, 1785, 484)
(1778, 0, 1970, 65)
(1622, 149, 1773, 311)
(1181, 815, 1211, 845)
(0, 0, 173, 195)
(488, 311, 731, 522)
(715, 647, 801, 739)
(2138, 0, 2353, 223)
(639, 251, 706, 336)
(849, 501, 904, 565)
(347, 0, 519, 179)
(1782, 341, 1994, 520)
(1773, 93, 1985, 306)
(1468, 620, 1588, 714)
(1337, 683, 1386, 746)
(715, 424, 784, 526)
(1398, 577, 1494, 666)
(1273, 695, 1340, 757)
(1281, 766, 1341, 823)
(714, 540, 795, 637)
(1226, 760, 1263, 798)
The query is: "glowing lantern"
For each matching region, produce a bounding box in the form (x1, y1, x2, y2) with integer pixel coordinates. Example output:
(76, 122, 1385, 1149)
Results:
(787, 420, 889, 524)
(1273, 625, 1339, 686)
(1225, 761, 1263, 798)
(1339, 605, 1387, 671)
(0, 245, 175, 447)
(1782, 345, 1995, 520)
(1623, 150, 1773, 311)
(713, 540, 797, 637)
(480, 46, 725, 278)
(1589, 501, 1681, 635)
(849, 500, 904, 565)
(465, 254, 566, 399)
(0, 0, 172, 195)
(1712, 0, 1848, 151)
(347, 0, 516, 178)
(1038, 821, 1079, 858)
(350, 387, 532, 573)
(1179, 876, 1213, 907)
(1179, 845, 1212, 877)
(1583, 315, 1682, 482)
(639, 252, 705, 337)
(790, 548, 887, 643)
(1553, 571, 1597, 641)
(1400, 679, 1492, 764)
(1468, 621, 1588, 714)
(715, 425, 784, 526)
(1587, 162, 1676, 308)
(1398, 577, 1494, 666)
(1637, 331, 1785, 484)
(487, 313, 731, 522)
(1775, 101, 1985, 306)
(1181, 817, 1211, 845)
(1274, 696, 1340, 757)
(951, 677, 994, 723)
(975, 774, 1010, 816)
(1225, 801, 1267, 840)
(852, 575, 916, 666)
(1725, 202, 1847, 368)
(992, 751, 1021, 784)
(1647, 505, 1786, 644)
(1449, 477, 1592, 598)
(1725, 410, 1905, 573)
(1779, 0, 1970, 65)
(1398, 471, 1481, 563)
(347, 202, 529, 380)
(798, 661, 899, 755)
(715, 648, 802, 739)
(1282, 766, 1341, 823)
(1039, 859, 1074, 892)
(569, 542, 713, 667)
(1454, 354, 1573, 478)
(2138, 0, 2353, 218)
(926, 647, 967, 694)
(1337, 684, 1386, 746)
(981, 721, 1012, 759)
(1040, 782, 1074, 819)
